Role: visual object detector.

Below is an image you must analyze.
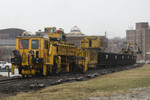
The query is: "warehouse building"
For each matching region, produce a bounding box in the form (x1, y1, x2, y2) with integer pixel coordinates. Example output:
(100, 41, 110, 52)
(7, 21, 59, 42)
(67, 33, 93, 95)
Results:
(0, 28, 25, 61)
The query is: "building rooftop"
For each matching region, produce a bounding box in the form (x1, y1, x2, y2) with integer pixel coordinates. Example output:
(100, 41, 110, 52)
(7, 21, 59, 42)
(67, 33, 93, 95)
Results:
(67, 26, 84, 36)
(0, 28, 25, 39)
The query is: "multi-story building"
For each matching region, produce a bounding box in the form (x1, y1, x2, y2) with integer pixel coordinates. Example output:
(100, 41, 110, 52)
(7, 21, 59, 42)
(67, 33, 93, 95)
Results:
(66, 26, 85, 48)
(126, 22, 150, 61)
(66, 26, 108, 50)
(0, 28, 25, 62)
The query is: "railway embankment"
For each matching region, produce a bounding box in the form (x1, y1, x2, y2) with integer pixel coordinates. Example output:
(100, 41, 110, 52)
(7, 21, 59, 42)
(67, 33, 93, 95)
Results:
(2, 64, 150, 100)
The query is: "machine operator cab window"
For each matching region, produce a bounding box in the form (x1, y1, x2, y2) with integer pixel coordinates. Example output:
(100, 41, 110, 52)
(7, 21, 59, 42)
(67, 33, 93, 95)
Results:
(19, 39, 29, 49)
(32, 40, 39, 49)
(19, 39, 39, 49)
(17, 36, 49, 51)
(122, 42, 127, 50)
(129, 47, 134, 53)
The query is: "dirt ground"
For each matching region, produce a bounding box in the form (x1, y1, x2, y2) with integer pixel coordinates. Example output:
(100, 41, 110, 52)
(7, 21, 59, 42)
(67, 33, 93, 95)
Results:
(90, 87, 150, 100)
(0, 75, 7, 79)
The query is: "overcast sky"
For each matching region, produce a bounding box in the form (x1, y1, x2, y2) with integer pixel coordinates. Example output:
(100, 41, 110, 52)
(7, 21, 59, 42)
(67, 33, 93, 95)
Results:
(0, 0, 149, 38)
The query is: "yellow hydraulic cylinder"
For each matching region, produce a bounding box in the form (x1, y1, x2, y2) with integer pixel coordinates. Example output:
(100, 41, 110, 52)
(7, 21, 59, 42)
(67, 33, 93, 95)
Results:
(43, 64, 47, 75)
(67, 64, 69, 72)
(11, 65, 16, 75)
(22, 69, 35, 75)
(50, 65, 52, 73)
(56, 56, 61, 73)
(84, 57, 88, 72)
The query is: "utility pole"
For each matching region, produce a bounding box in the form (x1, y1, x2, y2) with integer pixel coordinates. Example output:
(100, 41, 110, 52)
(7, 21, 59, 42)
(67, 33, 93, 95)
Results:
(144, 29, 146, 61)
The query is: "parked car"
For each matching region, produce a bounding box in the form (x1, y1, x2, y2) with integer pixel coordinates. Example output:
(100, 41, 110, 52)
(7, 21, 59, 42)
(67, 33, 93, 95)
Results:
(0, 61, 12, 69)
(146, 60, 150, 64)
(138, 60, 145, 64)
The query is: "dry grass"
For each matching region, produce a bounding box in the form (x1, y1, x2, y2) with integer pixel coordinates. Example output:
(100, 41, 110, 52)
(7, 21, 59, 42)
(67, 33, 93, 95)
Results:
(4, 64, 150, 100)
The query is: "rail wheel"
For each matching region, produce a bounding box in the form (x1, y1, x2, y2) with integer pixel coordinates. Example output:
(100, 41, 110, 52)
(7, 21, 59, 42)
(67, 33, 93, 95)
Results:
(52, 65, 57, 74)
(46, 65, 50, 75)
(69, 62, 75, 72)
(39, 67, 44, 76)
(52, 56, 60, 74)
(22, 75, 25, 78)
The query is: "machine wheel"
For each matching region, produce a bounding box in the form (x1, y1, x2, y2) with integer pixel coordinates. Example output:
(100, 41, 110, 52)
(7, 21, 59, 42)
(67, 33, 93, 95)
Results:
(22, 75, 25, 78)
(40, 67, 44, 76)
(46, 66, 50, 75)
(69, 62, 75, 72)
(81, 65, 86, 74)
(18, 67, 22, 74)
(52, 57, 58, 74)
(52, 65, 57, 74)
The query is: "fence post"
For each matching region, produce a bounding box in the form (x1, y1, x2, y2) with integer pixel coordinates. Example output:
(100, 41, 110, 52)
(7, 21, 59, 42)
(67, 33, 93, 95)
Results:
(8, 66, 10, 77)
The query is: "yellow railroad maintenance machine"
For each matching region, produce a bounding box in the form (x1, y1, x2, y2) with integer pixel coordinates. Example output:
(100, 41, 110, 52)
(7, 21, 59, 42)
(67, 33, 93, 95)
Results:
(121, 42, 142, 55)
(11, 27, 137, 77)
(11, 27, 88, 77)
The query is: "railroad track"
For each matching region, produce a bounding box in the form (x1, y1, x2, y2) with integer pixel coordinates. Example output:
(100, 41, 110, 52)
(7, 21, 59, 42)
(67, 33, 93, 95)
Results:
(0, 77, 22, 84)
(0, 64, 143, 85)
(42, 63, 144, 86)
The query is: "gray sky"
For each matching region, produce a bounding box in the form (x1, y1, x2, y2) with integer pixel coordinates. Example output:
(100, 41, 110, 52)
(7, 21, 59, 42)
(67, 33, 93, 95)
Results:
(0, 0, 150, 38)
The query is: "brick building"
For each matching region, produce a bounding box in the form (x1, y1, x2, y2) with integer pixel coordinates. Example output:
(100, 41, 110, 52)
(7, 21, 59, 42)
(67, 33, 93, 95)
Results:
(126, 22, 150, 61)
